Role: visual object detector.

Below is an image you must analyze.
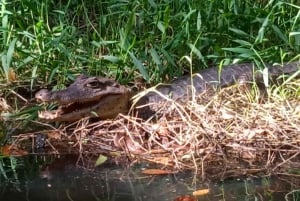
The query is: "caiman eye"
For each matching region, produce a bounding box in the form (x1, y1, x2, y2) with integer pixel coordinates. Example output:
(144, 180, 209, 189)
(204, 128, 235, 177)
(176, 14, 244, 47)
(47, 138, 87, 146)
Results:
(85, 81, 103, 88)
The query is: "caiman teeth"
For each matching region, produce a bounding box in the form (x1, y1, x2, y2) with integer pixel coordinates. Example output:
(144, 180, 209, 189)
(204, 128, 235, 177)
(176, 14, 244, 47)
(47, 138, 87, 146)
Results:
(38, 110, 61, 120)
(38, 99, 103, 121)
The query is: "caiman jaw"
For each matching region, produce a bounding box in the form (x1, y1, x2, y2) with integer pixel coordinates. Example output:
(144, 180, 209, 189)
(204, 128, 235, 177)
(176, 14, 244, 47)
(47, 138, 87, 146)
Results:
(36, 75, 131, 122)
(38, 94, 130, 122)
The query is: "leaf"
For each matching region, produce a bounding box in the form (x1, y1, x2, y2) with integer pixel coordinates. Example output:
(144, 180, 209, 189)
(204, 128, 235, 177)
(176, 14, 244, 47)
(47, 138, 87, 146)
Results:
(229, 28, 250, 37)
(102, 55, 120, 63)
(31, 65, 38, 90)
(157, 21, 165, 33)
(188, 43, 204, 61)
(94, 154, 107, 167)
(271, 25, 288, 44)
(174, 195, 197, 201)
(149, 48, 161, 66)
(129, 52, 149, 81)
(160, 48, 176, 67)
(8, 68, 17, 82)
(255, 15, 270, 43)
(91, 40, 118, 47)
(6, 38, 17, 70)
(141, 168, 174, 175)
(0, 145, 28, 157)
(262, 67, 269, 87)
(232, 39, 252, 47)
(182, 9, 196, 24)
(148, 0, 157, 9)
(222, 47, 254, 56)
(196, 11, 202, 31)
(192, 188, 210, 196)
(1, 54, 8, 79)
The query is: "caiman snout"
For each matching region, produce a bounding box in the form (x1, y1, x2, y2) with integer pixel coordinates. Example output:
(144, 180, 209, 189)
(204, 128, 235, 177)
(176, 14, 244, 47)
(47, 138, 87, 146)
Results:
(35, 89, 51, 102)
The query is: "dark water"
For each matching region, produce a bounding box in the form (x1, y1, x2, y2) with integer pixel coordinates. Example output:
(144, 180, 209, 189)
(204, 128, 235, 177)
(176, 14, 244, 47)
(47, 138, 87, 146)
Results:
(0, 155, 299, 201)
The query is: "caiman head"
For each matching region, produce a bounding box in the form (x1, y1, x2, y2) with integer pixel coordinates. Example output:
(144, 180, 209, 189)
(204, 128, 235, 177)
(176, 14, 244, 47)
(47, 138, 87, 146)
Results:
(35, 75, 131, 122)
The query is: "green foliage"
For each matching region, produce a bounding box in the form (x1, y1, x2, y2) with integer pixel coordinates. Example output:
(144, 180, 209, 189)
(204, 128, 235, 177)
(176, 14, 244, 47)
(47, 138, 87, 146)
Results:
(0, 156, 20, 181)
(0, 0, 298, 86)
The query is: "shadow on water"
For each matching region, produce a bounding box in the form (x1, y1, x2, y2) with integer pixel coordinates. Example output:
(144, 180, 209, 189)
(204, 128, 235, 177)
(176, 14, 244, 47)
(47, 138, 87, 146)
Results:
(0, 154, 300, 201)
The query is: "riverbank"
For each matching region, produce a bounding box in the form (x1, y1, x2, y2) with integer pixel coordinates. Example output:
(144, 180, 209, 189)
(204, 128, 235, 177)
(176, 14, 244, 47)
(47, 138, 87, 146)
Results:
(10, 77, 300, 180)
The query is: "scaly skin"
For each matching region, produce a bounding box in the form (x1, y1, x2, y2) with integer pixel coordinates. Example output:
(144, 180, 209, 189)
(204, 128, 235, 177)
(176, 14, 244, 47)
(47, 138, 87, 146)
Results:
(35, 75, 130, 104)
(36, 62, 299, 121)
(36, 75, 131, 121)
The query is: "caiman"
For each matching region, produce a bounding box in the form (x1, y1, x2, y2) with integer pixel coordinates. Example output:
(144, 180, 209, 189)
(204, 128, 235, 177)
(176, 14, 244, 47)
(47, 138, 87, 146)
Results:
(35, 62, 300, 122)
(35, 75, 131, 122)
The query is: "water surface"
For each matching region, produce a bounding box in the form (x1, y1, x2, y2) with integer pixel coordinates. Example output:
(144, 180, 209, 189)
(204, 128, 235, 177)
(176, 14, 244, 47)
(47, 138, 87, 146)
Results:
(0, 155, 299, 201)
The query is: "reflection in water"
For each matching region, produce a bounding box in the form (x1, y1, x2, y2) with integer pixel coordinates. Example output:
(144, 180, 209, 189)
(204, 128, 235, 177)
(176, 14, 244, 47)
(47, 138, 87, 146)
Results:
(0, 155, 299, 201)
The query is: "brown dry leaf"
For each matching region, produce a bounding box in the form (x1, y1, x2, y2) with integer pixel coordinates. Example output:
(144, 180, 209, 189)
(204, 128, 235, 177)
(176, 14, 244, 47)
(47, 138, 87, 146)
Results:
(46, 130, 62, 140)
(1, 145, 12, 156)
(240, 150, 256, 160)
(220, 108, 235, 119)
(192, 188, 209, 196)
(0, 97, 12, 112)
(174, 195, 197, 201)
(8, 68, 17, 82)
(157, 126, 170, 136)
(242, 128, 267, 139)
(141, 168, 174, 175)
(0, 145, 28, 156)
(146, 156, 173, 166)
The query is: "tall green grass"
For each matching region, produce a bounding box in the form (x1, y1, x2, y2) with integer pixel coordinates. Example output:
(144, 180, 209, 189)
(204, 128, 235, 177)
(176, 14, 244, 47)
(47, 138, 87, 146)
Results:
(0, 0, 299, 86)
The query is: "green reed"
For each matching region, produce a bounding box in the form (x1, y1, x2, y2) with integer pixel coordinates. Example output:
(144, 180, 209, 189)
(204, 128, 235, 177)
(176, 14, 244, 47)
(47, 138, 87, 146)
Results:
(0, 0, 298, 86)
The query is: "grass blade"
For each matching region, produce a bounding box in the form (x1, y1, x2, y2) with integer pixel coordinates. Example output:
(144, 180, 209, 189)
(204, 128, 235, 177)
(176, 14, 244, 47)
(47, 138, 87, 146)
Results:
(129, 51, 149, 81)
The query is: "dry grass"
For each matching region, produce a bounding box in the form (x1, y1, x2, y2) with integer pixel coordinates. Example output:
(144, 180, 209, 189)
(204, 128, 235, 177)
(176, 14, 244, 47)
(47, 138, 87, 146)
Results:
(14, 80, 300, 179)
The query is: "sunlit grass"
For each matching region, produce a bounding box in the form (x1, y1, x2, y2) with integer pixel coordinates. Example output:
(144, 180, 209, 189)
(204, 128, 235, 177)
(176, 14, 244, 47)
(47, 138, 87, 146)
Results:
(0, 0, 298, 84)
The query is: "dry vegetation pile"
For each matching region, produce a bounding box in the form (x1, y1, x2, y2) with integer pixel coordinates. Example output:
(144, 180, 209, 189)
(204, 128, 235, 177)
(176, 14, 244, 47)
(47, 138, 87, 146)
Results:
(27, 80, 299, 179)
